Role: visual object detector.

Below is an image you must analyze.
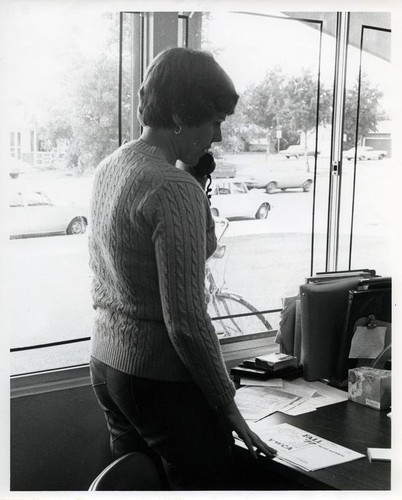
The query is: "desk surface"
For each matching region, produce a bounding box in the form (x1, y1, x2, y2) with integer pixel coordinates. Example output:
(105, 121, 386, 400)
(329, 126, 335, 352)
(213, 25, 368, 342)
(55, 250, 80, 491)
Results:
(245, 399, 391, 490)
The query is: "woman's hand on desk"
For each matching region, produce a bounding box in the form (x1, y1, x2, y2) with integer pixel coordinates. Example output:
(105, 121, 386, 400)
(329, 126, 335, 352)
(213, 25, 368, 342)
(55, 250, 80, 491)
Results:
(219, 399, 277, 460)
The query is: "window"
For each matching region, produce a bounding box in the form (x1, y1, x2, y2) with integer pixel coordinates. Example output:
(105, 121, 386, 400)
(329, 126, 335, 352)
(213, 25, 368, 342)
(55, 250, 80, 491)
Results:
(200, 11, 336, 330)
(231, 183, 247, 194)
(5, 9, 393, 376)
(338, 16, 392, 273)
(26, 191, 52, 207)
(178, 14, 189, 47)
(9, 131, 22, 160)
(6, 6, 122, 375)
(30, 130, 35, 152)
(9, 193, 24, 208)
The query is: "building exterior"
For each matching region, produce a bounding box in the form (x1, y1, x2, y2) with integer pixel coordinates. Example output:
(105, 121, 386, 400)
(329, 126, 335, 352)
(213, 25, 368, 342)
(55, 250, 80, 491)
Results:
(363, 120, 391, 157)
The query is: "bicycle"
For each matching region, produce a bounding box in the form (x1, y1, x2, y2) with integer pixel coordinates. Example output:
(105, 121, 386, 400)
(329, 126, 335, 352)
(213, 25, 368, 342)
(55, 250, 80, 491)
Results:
(206, 218, 273, 337)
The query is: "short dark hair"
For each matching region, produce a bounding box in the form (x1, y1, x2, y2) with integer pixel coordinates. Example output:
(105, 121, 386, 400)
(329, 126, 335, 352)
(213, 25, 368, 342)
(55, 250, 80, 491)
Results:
(138, 47, 239, 128)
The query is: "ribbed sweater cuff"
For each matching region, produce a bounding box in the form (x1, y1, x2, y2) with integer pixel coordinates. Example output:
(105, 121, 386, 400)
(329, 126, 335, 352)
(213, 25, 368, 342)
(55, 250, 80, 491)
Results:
(210, 383, 237, 408)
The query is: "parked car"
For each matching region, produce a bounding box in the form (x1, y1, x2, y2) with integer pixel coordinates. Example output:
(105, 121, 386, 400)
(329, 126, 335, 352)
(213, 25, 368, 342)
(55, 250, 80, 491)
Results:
(9, 188, 88, 238)
(242, 171, 313, 193)
(343, 146, 387, 161)
(279, 145, 319, 159)
(209, 178, 272, 219)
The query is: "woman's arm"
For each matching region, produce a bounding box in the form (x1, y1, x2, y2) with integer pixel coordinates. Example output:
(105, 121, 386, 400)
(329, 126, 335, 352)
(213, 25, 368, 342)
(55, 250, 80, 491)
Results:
(149, 177, 235, 408)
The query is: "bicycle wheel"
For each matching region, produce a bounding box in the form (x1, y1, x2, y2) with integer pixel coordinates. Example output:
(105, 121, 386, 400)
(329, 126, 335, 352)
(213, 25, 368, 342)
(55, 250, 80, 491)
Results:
(209, 292, 273, 337)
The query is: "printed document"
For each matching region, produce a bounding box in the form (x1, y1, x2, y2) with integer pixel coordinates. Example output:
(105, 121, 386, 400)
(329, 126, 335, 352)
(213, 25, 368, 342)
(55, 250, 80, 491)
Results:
(248, 422, 365, 471)
(278, 379, 348, 414)
(235, 386, 299, 421)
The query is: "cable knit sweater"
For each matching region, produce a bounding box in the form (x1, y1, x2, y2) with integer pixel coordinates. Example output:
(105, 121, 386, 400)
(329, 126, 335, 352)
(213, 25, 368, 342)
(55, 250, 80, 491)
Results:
(89, 138, 236, 408)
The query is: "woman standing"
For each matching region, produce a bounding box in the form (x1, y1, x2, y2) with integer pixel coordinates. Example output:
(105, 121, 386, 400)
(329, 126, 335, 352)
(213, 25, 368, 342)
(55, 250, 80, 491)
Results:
(89, 47, 276, 490)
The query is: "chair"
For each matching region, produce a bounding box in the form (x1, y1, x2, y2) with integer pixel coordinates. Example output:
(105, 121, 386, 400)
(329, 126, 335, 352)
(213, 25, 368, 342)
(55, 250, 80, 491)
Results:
(89, 452, 168, 491)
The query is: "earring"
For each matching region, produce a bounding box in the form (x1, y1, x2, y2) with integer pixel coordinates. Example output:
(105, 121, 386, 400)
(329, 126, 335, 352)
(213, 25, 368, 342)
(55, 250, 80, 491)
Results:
(174, 125, 182, 135)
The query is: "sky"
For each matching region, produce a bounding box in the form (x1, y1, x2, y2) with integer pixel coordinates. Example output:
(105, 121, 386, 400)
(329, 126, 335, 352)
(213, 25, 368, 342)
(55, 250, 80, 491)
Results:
(1, 5, 391, 128)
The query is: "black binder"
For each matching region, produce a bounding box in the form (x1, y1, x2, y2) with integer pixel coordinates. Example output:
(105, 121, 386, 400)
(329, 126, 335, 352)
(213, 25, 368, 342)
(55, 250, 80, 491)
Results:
(299, 277, 363, 381)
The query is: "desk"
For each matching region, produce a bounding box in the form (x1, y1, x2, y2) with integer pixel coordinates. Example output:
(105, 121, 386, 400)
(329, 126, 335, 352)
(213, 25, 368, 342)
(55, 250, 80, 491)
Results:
(237, 398, 391, 490)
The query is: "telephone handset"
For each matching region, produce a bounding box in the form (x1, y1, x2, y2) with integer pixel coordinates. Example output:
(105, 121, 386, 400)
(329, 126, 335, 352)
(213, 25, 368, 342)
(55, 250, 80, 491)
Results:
(192, 152, 216, 177)
(191, 152, 215, 203)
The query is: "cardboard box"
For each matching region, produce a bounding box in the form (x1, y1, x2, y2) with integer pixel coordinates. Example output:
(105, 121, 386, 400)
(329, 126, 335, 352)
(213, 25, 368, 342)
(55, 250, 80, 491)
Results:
(348, 367, 391, 410)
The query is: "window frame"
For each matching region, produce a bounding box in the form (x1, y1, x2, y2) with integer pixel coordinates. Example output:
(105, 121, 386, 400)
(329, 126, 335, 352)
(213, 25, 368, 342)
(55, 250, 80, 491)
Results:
(8, 10, 392, 378)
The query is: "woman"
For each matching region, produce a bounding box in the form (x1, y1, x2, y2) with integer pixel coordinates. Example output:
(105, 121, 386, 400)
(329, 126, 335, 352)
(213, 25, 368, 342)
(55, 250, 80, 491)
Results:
(89, 47, 276, 490)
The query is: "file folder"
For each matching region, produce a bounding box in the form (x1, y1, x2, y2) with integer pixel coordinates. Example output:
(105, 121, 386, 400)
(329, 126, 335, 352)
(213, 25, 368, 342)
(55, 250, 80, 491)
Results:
(299, 277, 363, 381)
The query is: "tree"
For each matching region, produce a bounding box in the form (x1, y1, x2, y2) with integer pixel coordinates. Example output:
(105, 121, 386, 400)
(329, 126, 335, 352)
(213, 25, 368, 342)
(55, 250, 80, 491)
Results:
(33, 13, 131, 174)
(62, 52, 122, 172)
(240, 67, 286, 155)
(224, 67, 385, 173)
(238, 67, 332, 171)
(213, 98, 266, 156)
(282, 69, 332, 170)
(343, 73, 386, 149)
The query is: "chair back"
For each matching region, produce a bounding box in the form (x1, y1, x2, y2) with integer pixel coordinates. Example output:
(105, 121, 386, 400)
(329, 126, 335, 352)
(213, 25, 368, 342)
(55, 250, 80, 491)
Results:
(89, 452, 167, 491)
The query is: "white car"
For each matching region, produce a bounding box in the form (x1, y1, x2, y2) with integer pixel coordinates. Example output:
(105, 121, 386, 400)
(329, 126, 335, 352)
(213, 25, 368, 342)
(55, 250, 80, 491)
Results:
(242, 171, 313, 194)
(343, 146, 387, 161)
(209, 179, 272, 219)
(9, 189, 88, 238)
(279, 145, 319, 159)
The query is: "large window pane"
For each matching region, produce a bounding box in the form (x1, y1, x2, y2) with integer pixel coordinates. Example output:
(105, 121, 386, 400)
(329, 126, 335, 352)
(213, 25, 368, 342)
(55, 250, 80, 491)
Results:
(338, 14, 391, 275)
(201, 12, 336, 332)
(5, 6, 124, 374)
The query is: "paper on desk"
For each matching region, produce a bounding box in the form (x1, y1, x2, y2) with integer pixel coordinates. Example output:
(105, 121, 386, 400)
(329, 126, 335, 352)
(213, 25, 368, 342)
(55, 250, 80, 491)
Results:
(237, 380, 317, 417)
(238, 379, 347, 418)
(249, 422, 365, 471)
(367, 447, 391, 462)
(235, 386, 299, 421)
(264, 380, 317, 415)
(307, 381, 348, 408)
(271, 379, 348, 415)
(283, 403, 317, 416)
(284, 379, 348, 410)
(279, 395, 317, 416)
(237, 379, 348, 419)
(349, 326, 387, 359)
(240, 377, 283, 388)
(281, 380, 317, 398)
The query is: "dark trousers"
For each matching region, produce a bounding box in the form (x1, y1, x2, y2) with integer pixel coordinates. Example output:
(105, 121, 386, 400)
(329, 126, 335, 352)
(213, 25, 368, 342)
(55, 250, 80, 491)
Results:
(90, 357, 241, 490)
